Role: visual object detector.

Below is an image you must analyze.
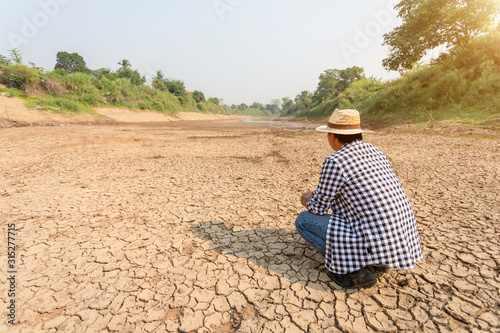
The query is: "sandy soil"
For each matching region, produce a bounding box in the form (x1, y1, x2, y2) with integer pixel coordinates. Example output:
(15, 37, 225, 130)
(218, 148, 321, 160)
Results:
(0, 94, 248, 127)
(0, 121, 498, 332)
(0, 93, 106, 127)
(95, 108, 247, 123)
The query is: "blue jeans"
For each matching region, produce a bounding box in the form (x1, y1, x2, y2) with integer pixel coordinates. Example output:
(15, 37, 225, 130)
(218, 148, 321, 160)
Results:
(295, 211, 330, 256)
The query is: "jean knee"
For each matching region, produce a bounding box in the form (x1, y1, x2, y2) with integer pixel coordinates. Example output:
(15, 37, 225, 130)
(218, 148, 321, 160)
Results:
(295, 211, 309, 231)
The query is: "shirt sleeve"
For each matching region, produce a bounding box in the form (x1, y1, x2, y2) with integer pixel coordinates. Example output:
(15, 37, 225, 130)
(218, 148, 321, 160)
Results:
(307, 158, 344, 215)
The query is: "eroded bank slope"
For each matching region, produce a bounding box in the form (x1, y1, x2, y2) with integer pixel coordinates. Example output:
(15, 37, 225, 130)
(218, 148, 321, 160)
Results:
(0, 93, 246, 127)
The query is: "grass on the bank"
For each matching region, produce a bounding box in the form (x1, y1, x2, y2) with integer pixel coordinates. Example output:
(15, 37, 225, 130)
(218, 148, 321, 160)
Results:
(1, 86, 96, 114)
(292, 29, 500, 128)
(0, 65, 276, 117)
(0, 87, 39, 104)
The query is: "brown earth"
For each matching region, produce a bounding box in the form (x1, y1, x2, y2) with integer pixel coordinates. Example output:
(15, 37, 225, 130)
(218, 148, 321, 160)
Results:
(0, 118, 499, 332)
(0, 93, 247, 128)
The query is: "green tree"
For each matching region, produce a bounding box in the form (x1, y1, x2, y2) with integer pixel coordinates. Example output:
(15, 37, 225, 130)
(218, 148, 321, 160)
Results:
(265, 103, 280, 114)
(208, 97, 219, 105)
(152, 70, 165, 81)
(312, 67, 365, 104)
(116, 67, 145, 85)
(312, 69, 340, 105)
(55, 51, 89, 74)
(9, 48, 23, 65)
(118, 59, 131, 69)
(334, 66, 365, 91)
(164, 79, 186, 97)
(164, 79, 189, 104)
(251, 102, 263, 109)
(294, 90, 312, 108)
(282, 97, 294, 113)
(383, 0, 500, 72)
(192, 90, 206, 103)
(271, 99, 282, 110)
(152, 70, 166, 90)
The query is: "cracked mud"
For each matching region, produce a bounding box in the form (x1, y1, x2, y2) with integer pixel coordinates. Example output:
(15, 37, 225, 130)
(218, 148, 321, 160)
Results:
(1, 122, 499, 332)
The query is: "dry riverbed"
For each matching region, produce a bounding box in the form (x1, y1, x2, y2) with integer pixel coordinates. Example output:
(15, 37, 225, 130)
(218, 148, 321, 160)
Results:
(0, 121, 499, 332)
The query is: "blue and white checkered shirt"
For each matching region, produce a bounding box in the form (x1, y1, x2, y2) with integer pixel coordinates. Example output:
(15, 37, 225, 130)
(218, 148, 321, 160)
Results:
(307, 140, 423, 274)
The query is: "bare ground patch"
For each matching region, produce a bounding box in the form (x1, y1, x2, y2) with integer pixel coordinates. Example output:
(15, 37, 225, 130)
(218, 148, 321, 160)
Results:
(0, 124, 498, 332)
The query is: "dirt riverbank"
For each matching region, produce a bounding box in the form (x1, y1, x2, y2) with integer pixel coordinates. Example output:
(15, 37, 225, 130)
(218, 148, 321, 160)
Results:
(0, 93, 249, 127)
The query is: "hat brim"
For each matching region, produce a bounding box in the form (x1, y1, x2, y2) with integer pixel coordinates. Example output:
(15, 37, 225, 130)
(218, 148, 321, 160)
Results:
(316, 125, 366, 135)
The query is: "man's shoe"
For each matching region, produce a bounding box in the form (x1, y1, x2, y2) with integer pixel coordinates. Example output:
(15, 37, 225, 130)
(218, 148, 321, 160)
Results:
(327, 267, 377, 289)
(369, 265, 392, 277)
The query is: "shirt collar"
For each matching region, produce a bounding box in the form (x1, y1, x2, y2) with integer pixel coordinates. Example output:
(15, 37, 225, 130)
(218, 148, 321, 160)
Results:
(339, 139, 362, 152)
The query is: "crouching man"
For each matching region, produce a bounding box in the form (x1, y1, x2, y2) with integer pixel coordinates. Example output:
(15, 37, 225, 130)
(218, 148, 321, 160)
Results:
(296, 109, 423, 289)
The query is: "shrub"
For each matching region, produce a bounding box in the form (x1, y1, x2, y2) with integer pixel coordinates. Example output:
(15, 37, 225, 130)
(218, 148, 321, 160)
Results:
(137, 102, 149, 110)
(0, 65, 40, 90)
(46, 97, 81, 112)
(96, 76, 119, 103)
(82, 92, 103, 105)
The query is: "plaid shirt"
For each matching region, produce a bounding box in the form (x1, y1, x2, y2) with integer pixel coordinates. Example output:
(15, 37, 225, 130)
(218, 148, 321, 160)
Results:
(307, 140, 423, 274)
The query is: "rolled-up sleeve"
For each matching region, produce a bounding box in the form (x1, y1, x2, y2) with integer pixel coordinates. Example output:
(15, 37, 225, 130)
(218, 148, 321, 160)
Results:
(307, 158, 344, 215)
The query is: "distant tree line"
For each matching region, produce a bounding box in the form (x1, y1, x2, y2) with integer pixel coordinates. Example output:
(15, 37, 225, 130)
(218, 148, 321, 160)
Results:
(0, 49, 281, 116)
(1, 0, 498, 120)
(280, 66, 378, 116)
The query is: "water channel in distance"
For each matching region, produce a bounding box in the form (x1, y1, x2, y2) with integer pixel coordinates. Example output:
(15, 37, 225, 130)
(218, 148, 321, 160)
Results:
(240, 119, 309, 130)
(117, 118, 312, 131)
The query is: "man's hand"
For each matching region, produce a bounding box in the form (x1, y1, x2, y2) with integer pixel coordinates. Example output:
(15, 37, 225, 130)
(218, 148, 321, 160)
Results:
(300, 189, 313, 207)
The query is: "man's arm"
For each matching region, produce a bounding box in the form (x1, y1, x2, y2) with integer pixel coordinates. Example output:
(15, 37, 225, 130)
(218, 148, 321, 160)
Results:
(304, 158, 344, 215)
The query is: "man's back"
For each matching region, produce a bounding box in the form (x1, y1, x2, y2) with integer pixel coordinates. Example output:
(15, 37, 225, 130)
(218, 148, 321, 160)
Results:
(296, 108, 422, 288)
(308, 140, 423, 274)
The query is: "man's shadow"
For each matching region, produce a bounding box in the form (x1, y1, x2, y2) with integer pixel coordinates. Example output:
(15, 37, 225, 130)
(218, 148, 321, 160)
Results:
(190, 221, 335, 291)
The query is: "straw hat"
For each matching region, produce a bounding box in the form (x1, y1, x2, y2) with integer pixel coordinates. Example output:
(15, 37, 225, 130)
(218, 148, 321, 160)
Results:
(316, 109, 364, 135)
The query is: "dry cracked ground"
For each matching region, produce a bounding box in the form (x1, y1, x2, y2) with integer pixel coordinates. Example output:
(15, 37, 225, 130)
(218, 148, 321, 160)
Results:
(0, 121, 499, 332)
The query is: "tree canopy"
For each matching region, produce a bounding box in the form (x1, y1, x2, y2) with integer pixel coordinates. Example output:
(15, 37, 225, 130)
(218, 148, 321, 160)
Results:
(312, 67, 366, 105)
(118, 59, 131, 69)
(383, 0, 500, 72)
(164, 79, 186, 97)
(208, 97, 219, 105)
(152, 70, 166, 90)
(281, 97, 294, 113)
(152, 70, 165, 81)
(54, 51, 89, 74)
(312, 70, 339, 105)
(9, 49, 23, 65)
(295, 91, 312, 108)
(251, 102, 263, 109)
(192, 90, 206, 103)
(334, 66, 365, 90)
(116, 67, 145, 85)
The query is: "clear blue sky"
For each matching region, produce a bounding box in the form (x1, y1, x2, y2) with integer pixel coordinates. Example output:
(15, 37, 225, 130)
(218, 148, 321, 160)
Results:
(1, 0, 402, 105)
